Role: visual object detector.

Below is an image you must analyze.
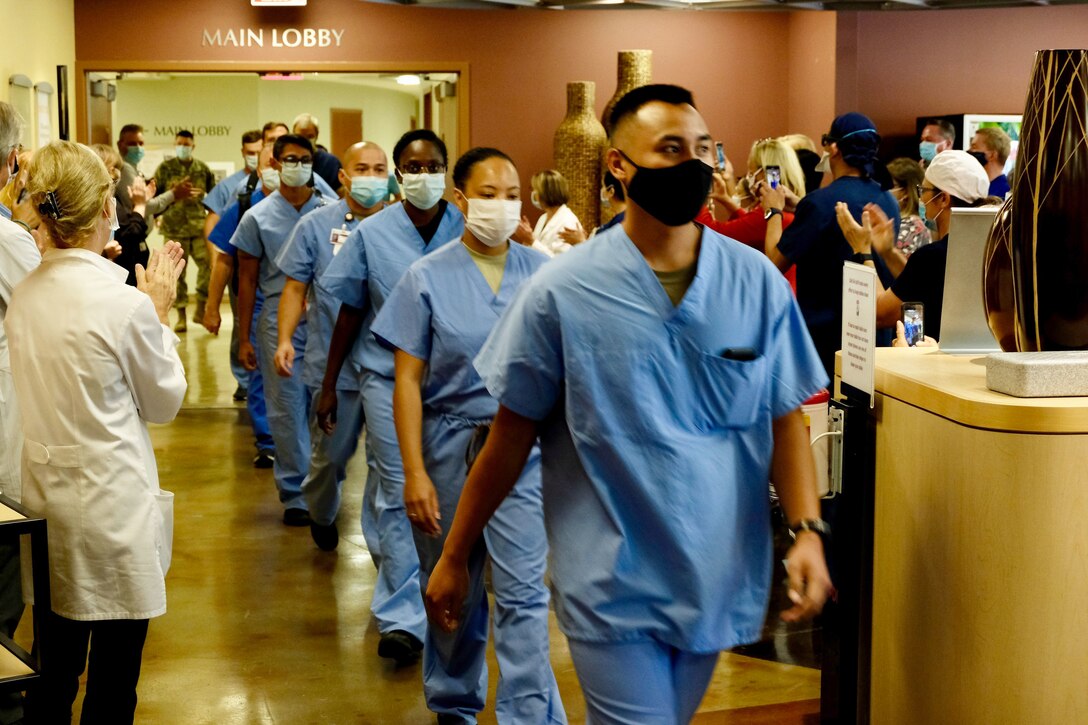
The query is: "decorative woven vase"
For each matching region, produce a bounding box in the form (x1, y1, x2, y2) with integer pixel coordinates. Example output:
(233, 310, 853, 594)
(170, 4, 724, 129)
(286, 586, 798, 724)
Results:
(601, 50, 653, 135)
(554, 81, 607, 232)
(985, 48, 1088, 351)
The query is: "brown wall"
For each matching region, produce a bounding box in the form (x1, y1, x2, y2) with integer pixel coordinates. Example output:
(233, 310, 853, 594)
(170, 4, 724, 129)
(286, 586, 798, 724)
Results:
(837, 5, 1088, 139)
(787, 11, 838, 146)
(75, 0, 824, 212)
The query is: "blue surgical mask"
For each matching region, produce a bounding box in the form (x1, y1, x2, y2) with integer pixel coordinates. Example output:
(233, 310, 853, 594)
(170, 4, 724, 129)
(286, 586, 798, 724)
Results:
(125, 146, 145, 166)
(919, 141, 938, 163)
(349, 175, 388, 208)
(175, 145, 193, 161)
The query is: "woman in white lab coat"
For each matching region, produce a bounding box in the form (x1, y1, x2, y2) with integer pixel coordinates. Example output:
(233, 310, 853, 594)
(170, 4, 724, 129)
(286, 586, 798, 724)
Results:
(7, 140, 187, 724)
(527, 169, 583, 256)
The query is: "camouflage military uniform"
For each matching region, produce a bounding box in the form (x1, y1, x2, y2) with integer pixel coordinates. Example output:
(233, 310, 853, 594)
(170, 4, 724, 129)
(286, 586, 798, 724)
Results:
(153, 157, 216, 309)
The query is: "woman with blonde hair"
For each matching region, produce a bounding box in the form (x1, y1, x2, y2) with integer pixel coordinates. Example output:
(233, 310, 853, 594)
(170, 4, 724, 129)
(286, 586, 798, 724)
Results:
(524, 169, 583, 256)
(7, 140, 186, 723)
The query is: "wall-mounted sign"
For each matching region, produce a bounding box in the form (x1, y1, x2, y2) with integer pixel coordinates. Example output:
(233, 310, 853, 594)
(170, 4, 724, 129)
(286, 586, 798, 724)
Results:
(202, 27, 344, 48)
(150, 125, 233, 139)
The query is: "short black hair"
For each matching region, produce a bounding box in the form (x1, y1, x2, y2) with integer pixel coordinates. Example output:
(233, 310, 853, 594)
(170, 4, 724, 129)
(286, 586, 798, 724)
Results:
(453, 147, 515, 190)
(241, 129, 262, 145)
(118, 123, 142, 138)
(602, 170, 625, 201)
(272, 134, 314, 160)
(393, 129, 448, 170)
(925, 118, 956, 144)
(176, 129, 194, 140)
(608, 84, 696, 135)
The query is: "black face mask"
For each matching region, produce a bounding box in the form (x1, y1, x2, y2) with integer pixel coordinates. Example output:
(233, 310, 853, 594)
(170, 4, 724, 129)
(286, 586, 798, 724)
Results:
(618, 150, 713, 227)
(968, 150, 989, 168)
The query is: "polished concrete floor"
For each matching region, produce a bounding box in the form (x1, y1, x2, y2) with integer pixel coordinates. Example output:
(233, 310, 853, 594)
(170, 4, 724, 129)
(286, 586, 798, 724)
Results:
(24, 295, 822, 723)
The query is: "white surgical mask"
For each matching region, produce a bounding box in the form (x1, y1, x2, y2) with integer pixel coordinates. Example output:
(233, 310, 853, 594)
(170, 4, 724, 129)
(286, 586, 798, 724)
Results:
(175, 145, 193, 161)
(108, 197, 119, 241)
(815, 152, 831, 174)
(349, 175, 388, 208)
(600, 187, 611, 207)
(244, 154, 259, 172)
(530, 191, 544, 210)
(279, 163, 312, 188)
(465, 198, 521, 248)
(400, 172, 446, 210)
(260, 167, 281, 191)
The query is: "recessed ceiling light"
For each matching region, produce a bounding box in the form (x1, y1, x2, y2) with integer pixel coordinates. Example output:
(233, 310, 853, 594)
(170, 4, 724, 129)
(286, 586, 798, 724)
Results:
(396, 74, 422, 86)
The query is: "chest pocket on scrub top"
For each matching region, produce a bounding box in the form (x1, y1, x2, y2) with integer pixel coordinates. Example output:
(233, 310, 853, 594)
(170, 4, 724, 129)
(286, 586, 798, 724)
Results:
(685, 345, 769, 432)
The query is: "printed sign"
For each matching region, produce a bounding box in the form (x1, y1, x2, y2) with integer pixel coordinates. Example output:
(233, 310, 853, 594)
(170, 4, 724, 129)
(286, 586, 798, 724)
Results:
(841, 261, 877, 406)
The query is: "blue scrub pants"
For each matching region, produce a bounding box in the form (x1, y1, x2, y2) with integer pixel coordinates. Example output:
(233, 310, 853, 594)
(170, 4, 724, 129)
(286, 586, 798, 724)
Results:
(567, 640, 719, 725)
(360, 430, 382, 568)
(301, 387, 365, 527)
(228, 287, 251, 391)
(415, 415, 565, 724)
(257, 304, 310, 511)
(245, 294, 273, 454)
(361, 372, 425, 639)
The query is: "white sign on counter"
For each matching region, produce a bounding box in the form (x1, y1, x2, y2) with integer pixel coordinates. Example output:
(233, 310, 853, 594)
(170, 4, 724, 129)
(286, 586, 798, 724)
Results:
(842, 261, 877, 406)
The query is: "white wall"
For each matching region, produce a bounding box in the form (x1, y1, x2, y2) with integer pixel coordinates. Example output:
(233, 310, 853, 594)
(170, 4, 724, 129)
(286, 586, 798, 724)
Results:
(113, 74, 420, 177)
(0, 0, 75, 148)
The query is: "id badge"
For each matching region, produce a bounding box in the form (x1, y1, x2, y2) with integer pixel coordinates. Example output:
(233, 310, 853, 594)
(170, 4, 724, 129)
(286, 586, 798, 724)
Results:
(329, 228, 350, 256)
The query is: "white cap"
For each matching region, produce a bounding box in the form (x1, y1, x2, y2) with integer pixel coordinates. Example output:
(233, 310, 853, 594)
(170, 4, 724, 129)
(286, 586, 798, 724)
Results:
(924, 150, 990, 203)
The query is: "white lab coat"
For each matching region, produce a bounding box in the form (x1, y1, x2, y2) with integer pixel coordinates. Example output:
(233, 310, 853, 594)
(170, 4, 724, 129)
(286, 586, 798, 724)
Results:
(0, 216, 41, 503)
(7, 248, 186, 621)
(531, 204, 582, 257)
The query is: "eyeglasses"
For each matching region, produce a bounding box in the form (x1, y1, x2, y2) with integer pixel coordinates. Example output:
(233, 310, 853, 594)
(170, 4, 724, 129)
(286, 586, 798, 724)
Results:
(280, 156, 313, 168)
(400, 162, 446, 175)
(821, 134, 837, 147)
(915, 185, 940, 198)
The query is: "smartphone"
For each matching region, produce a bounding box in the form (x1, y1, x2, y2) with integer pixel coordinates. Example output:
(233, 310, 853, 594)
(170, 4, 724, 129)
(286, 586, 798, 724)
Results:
(716, 142, 726, 172)
(765, 165, 781, 190)
(902, 302, 924, 347)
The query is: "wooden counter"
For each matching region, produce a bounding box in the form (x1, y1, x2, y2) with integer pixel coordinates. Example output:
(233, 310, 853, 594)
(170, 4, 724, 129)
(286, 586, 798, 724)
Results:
(853, 349, 1088, 724)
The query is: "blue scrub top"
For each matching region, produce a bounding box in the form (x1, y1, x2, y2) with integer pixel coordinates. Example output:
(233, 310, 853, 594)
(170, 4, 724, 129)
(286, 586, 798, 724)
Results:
(229, 190, 327, 301)
(209, 187, 267, 256)
(475, 224, 828, 653)
(203, 168, 250, 217)
(275, 198, 361, 391)
(372, 241, 547, 420)
(319, 202, 463, 379)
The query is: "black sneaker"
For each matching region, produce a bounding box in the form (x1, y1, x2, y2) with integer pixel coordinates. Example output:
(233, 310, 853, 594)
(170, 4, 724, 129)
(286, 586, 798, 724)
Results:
(310, 521, 339, 551)
(283, 508, 311, 527)
(378, 630, 423, 666)
(253, 450, 275, 469)
(233, 385, 248, 401)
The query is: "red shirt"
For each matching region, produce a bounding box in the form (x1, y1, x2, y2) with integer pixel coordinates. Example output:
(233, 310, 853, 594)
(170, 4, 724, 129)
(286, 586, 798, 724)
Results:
(697, 207, 797, 291)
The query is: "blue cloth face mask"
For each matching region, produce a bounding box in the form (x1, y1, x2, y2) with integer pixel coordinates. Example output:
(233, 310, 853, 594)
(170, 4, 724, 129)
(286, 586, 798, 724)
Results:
(919, 141, 938, 163)
(125, 146, 145, 166)
(175, 145, 193, 161)
(349, 175, 388, 208)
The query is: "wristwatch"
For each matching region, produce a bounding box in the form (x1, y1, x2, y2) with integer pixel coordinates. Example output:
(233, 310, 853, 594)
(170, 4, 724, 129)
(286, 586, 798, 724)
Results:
(789, 517, 831, 541)
(851, 252, 875, 263)
(764, 207, 783, 221)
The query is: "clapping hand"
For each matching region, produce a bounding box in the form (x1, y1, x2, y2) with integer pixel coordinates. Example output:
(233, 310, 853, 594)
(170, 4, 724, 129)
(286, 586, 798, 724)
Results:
(136, 241, 186, 326)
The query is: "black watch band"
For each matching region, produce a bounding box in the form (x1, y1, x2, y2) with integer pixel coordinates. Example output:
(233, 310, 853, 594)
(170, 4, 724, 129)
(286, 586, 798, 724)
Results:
(764, 207, 783, 221)
(789, 517, 831, 540)
(851, 252, 875, 263)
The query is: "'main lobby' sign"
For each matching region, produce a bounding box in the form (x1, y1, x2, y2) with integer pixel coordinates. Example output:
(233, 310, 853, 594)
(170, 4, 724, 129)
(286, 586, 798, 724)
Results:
(202, 28, 345, 48)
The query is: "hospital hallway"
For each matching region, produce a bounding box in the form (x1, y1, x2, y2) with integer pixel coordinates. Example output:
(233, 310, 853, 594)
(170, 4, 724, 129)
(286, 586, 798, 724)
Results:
(38, 299, 822, 723)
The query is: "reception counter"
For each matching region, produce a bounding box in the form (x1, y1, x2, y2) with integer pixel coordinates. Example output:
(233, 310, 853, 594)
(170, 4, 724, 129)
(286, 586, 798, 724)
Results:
(855, 349, 1088, 724)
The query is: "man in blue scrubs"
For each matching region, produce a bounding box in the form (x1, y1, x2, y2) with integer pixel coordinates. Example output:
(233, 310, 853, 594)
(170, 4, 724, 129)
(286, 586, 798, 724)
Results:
(274, 141, 391, 552)
(427, 85, 833, 722)
(320, 129, 463, 665)
(232, 134, 331, 526)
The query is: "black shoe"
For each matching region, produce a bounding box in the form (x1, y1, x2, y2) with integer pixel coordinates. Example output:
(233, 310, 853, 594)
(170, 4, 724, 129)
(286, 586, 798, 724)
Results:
(233, 385, 248, 401)
(378, 630, 423, 665)
(283, 508, 311, 527)
(253, 450, 275, 469)
(437, 715, 466, 725)
(310, 521, 339, 551)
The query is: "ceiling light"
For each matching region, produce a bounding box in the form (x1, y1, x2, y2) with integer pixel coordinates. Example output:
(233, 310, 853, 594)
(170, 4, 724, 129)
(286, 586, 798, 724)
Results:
(396, 74, 422, 86)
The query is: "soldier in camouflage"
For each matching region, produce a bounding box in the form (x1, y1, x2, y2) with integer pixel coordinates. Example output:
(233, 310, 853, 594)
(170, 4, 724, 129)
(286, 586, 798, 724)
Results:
(152, 129, 216, 332)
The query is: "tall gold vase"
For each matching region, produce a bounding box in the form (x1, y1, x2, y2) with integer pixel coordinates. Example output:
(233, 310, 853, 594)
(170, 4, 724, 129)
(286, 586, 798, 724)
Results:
(984, 48, 1088, 351)
(554, 81, 607, 231)
(601, 50, 653, 134)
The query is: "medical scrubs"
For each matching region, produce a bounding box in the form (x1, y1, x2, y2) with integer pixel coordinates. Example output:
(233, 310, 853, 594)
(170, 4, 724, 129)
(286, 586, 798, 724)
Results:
(372, 241, 565, 724)
(320, 202, 463, 641)
(275, 199, 374, 543)
(475, 224, 827, 721)
(208, 188, 273, 456)
(230, 190, 327, 511)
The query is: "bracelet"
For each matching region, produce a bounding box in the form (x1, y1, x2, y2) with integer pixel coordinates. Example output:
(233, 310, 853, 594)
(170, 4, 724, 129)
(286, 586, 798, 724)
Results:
(851, 252, 875, 263)
(789, 517, 831, 540)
